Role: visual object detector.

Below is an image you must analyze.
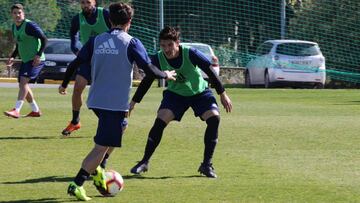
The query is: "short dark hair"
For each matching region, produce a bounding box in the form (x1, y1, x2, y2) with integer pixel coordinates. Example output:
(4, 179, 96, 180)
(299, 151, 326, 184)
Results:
(11, 3, 24, 12)
(109, 2, 133, 26)
(159, 26, 180, 41)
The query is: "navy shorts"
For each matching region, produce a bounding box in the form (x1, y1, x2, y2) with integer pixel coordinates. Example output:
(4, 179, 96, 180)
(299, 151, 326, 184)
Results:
(92, 108, 127, 147)
(159, 89, 219, 121)
(76, 63, 91, 82)
(18, 61, 44, 81)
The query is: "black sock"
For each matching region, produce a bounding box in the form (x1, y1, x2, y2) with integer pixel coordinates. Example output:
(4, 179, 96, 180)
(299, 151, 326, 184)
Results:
(71, 110, 80, 124)
(141, 118, 167, 162)
(74, 168, 90, 186)
(100, 153, 109, 169)
(203, 116, 220, 165)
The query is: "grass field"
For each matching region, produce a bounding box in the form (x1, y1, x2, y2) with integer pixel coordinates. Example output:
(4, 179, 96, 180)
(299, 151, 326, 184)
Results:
(1, 87, 360, 202)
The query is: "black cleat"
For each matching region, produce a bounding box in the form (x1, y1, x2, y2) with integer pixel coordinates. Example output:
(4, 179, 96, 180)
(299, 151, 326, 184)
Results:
(198, 163, 217, 178)
(130, 161, 149, 174)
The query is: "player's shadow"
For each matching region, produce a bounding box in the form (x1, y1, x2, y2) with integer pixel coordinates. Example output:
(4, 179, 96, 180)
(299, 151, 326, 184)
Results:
(123, 174, 203, 180)
(0, 198, 66, 203)
(0, 136, 85, 140)
(2, 176, 73, 184)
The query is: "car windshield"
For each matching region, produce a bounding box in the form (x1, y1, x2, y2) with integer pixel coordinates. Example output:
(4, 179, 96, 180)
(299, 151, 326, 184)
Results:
(276, 43, 321, 56)
(45, 40, 72, 54)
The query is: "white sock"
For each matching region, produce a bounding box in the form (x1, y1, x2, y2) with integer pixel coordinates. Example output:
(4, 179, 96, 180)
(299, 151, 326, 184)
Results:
(30, 100, 40, 112)
(15, 100, 24, 112)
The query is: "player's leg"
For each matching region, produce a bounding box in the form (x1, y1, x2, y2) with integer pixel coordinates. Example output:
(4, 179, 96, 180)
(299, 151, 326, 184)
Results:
(130, 90, 188, 174)
(62, 74, 88, 136)
(192, 89, 220, 178)
(4, 76, 30, 118)
(4, 61, 37, 118)
(68, 109, 126, 200)
(68, 144, 108, 201)
(24, 61, 44, 117)
(130, 109, 174, 174)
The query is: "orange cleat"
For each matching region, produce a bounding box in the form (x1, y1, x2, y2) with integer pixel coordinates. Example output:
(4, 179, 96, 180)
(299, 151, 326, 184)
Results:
(4, 108, 20, 119)
(25, 111, 42, 117)
(62, 122, 81, 136)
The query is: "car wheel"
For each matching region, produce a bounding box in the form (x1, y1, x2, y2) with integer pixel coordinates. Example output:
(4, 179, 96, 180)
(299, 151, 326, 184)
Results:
(244, 70, 252, 88)
(314, 83, 324, 89)
(264, 70, 272, 88)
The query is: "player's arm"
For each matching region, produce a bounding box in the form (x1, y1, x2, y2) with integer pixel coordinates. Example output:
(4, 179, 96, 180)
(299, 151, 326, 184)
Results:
(128, 38, 175, 79)
(102, 9, 112, 29)
(59, 37, 94, 94)
(189, 48, 225, 95)
(7, 44, 18, 67)
(26, 22, 48, 66)
(70, 15, 81, 55)
(190, 48, 232, 113)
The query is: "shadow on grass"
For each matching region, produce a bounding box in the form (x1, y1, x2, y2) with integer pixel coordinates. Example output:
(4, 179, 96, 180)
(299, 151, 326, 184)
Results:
(0, 136, 85, 140)
(0, 198, 68, 203)
(123, 174, 203, 180)
(2, 176, 73, 184)
(332, 101, 360, 105)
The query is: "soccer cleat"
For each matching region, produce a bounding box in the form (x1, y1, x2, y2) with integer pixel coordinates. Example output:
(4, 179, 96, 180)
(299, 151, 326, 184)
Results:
(62, 122, 81, 136)
(67, 182, 91, 201)
(4, 108, 20, 119)
(92, 166, 107, 194)
(25, 111, 42, 117)
(130, 160, 149, 174)
(198, 163, 217, 178)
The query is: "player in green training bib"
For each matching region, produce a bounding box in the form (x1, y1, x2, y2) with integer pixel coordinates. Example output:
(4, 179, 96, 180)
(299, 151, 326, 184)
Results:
(58, 0, 119, 137)
(129, 26, 232, 178)
(4, 3, 47, 119)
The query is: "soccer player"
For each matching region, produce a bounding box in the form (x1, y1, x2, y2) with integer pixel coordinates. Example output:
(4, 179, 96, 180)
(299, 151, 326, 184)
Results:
(129, 26, 232, 178)
(66, 3, 176, 201)
(59, 0, 112, 136)
(4, 3, 47, 119)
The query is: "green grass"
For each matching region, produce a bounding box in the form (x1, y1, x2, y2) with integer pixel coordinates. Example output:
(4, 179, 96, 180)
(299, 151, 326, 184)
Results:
(1, 87, 360, 202)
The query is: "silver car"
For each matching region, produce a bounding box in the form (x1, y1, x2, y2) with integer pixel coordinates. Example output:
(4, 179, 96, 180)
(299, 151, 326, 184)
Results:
(245, 40, 326, 88)
(180, 42, 220, 79)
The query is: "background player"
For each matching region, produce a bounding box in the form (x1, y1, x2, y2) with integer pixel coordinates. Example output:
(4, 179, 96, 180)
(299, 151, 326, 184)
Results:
(4, 3, 47, 119)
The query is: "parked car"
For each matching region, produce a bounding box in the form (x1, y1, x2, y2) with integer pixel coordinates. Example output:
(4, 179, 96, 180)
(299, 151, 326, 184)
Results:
(245, 40, 326, 88)
(180, 42, 220, 80)
(37, 38, 78, 83)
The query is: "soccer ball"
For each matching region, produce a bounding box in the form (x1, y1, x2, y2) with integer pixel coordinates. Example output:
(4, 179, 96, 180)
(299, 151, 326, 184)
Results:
(103, 170, 124, 196)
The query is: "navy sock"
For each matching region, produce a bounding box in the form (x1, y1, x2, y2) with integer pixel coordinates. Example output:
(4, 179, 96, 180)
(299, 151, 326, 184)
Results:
(71, 110, 80, 124)
(141, 118, 167, 162)
(100, 153, 109, 169)
(203, 116, 220, 165)
(74, 168, 90, 186)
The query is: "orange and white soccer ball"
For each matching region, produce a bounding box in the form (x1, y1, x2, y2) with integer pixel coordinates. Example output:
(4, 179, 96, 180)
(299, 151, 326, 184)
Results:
(104, 170, 124, 196)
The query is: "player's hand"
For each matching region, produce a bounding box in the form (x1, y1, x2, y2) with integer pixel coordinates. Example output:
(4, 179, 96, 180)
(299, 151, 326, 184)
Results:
(128, 100, 137, 117)
(164, 70, 177, 81)
(220, 91, 232, 113)
(32, 55, 41, 67)
(58, 85, 67, 95)
(6, 57, 14, 68)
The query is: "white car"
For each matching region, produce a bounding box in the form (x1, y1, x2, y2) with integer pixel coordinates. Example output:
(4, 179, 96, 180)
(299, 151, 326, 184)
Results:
(180, 42, 220, 79)
(245, 40, 326, 88)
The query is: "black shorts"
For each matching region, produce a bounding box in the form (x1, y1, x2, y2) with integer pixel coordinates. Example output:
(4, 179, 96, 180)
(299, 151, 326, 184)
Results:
(92, 108, 126, 147)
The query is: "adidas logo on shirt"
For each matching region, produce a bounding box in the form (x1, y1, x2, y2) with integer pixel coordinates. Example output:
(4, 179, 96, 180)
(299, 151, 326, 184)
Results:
(95, 38, 119, 55)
